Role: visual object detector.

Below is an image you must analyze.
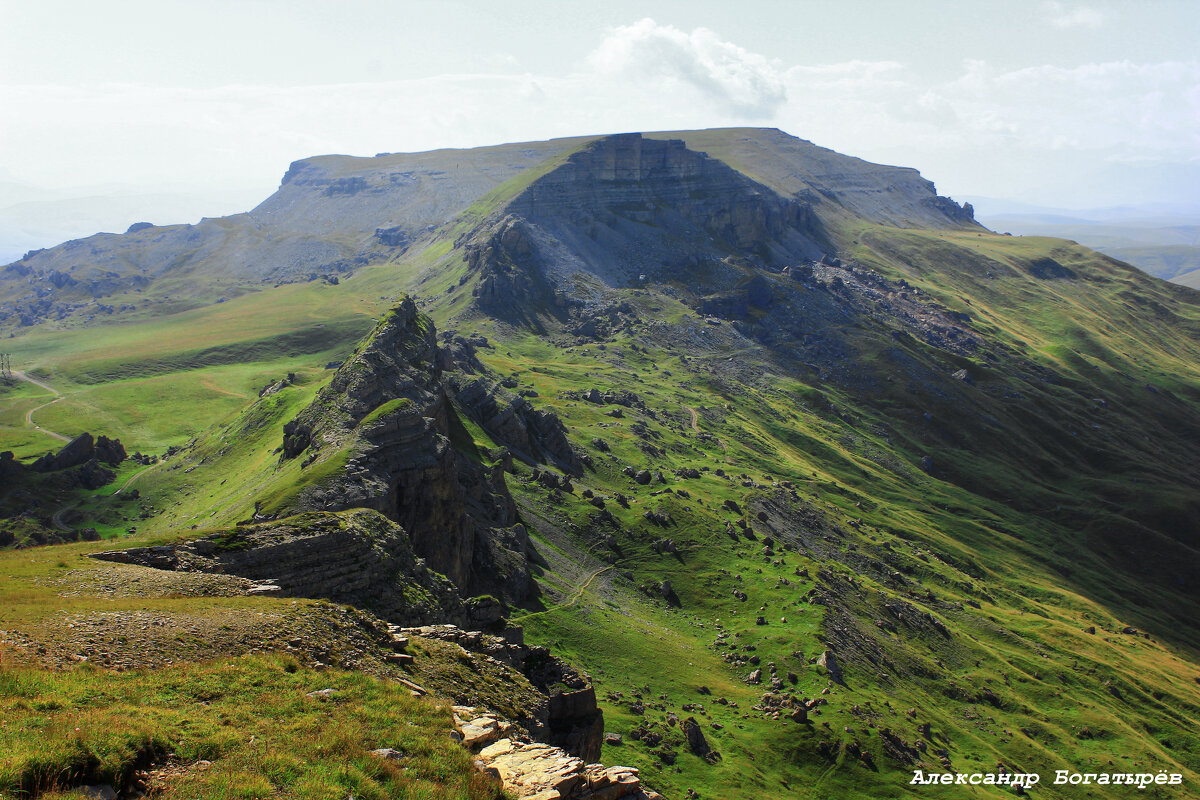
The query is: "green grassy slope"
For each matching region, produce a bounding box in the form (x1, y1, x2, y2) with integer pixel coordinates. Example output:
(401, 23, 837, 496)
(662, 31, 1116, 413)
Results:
(435, 279, 1200, 798)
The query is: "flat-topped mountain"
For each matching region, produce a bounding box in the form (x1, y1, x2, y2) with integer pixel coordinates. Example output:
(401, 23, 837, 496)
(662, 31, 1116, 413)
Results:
(0, 129, 976, 332)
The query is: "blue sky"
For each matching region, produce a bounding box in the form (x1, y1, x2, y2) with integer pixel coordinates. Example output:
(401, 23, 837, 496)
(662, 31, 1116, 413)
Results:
(1, 0, 1197, 256)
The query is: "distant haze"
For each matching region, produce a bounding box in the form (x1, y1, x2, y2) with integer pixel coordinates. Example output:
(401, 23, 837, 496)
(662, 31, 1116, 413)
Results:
(2, 0, 1197, 261)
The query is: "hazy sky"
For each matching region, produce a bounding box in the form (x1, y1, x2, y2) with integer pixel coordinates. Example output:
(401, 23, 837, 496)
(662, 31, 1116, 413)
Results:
(2, 0, 1198, 245)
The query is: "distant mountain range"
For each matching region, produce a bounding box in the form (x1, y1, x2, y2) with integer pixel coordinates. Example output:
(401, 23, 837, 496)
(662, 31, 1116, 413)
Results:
(968, 196, 1200, 288)
(0, 180, 266, 265)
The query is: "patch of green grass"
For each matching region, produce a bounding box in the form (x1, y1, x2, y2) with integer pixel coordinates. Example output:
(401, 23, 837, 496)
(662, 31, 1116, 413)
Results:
(0, 424, 63, 461)
(0, 655, 504, 800)
(360, 398, 416, 428)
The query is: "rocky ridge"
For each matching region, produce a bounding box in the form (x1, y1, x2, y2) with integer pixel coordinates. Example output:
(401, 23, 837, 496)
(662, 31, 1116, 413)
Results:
(405, 624, 605, 762)
(278, 296, 532, 601)
(0, 128, 979, 331)
(89, 510, 503, 627)
(450, 704, 662, 800)
(462, 134, 831, 319)
(451, 135, 986, 401)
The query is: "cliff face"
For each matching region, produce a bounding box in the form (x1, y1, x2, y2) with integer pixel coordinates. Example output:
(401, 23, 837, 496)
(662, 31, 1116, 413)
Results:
(88, 510, 508, 626)
(280, 297, 529, 602)
(512, 134, 818, 255)
(653, 127, 979, 232)
(465, 133, 838, 321)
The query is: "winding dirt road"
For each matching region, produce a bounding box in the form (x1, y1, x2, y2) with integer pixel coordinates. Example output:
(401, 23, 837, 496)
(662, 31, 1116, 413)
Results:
(12, 370, 70, 443)
(10, 369, 157, 530)
(112, 463, 159, 496)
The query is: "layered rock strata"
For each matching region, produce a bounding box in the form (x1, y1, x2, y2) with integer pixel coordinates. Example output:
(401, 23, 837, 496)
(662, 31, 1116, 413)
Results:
(464, 134, 831, 317)
(279, 296, 530, 602)
(88, 510, 504, 627)
(404, 624, 605, 762)
(450, 704, 662, 800)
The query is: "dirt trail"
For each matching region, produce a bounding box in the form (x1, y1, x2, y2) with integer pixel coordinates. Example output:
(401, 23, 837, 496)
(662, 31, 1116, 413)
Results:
(113, 463, 159, 496)
(200, 376, 250, 400)
(51, 504, 76, 531)
(12, 370, 80, 531)
(13, 370, 71, 443)
(683, 404, 700, 432)
(562, 565, 615, 609)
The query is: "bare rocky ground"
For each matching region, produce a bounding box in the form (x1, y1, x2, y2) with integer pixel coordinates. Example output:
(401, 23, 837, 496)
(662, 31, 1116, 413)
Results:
(2, 601, 391, 675)
(452, 705, 663, 800)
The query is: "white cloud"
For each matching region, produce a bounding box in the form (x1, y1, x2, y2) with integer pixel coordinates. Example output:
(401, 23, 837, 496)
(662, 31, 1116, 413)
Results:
(587, 18, 786, 118)
(957, 60, 1200, 154)
(1044, 2, 1108, 29)
(763, 55, 1200, 205)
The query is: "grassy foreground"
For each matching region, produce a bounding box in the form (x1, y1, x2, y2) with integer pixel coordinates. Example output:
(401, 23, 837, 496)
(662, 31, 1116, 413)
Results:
(0, 655, 502, 800)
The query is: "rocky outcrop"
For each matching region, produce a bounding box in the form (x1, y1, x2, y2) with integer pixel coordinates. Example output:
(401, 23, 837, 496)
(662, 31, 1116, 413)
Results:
(681, 717, 715, 761)
(279, 297, 530, 603)
(32, 433, 125, 472)
(923, 196, 975, 225)
(513, 134, 821, 259)
(88, 510, 502, 627)
(14, 432, 127, 490)
(450, 374, 581, 475)
(460, 134, 829, 318)
(474, 738, 662, 800)
(467, 216, 562, 320)
(817, 649, 844, 685)
(404, 624, 605, 762)
(0, 451, 19, 481)
(448, 700, 660, 800)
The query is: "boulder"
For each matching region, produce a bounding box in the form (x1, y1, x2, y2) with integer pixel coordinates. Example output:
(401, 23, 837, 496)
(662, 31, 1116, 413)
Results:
(817, 649, 844, 684)
(33, 432, 127, 472)
(371, 747, 407, 761)
(682, 717, 718, 763)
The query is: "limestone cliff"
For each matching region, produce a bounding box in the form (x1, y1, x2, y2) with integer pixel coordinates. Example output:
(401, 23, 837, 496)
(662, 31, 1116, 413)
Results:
(465, 134, 831, 318)
(1, 128, 981, 332)
(511, 133, 822, 258)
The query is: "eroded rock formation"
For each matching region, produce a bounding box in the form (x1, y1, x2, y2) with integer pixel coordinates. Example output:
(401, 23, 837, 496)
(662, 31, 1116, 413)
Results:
(88, 510, 503, 627)
(32, 432, 126, 473)
(405, 623, 605, 762)
(279, 296, 531, 602)
(461, 134, 831, 320)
